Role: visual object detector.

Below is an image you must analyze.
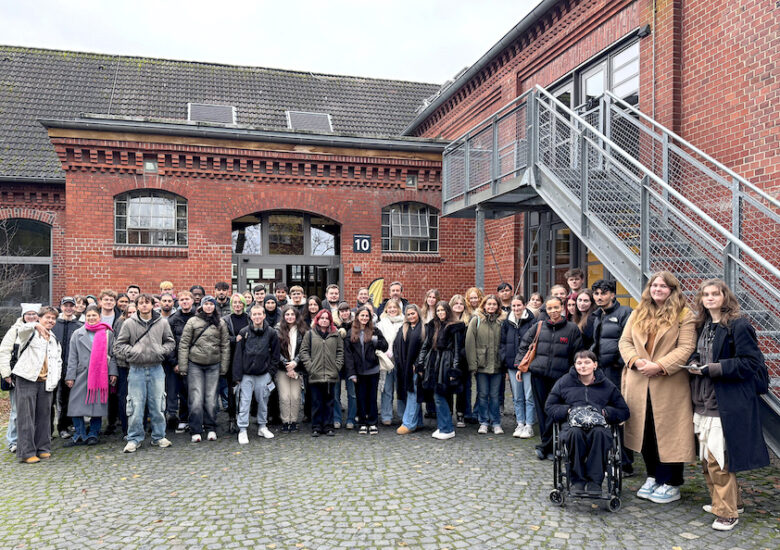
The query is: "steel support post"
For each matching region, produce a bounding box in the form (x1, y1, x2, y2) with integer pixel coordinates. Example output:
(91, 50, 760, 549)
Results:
(475, 205, 486, 289)
(640, 176, 650, 288)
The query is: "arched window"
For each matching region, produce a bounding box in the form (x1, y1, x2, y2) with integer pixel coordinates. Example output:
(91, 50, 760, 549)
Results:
(0, 218, 52, 307)
(381, 202, 439, 253)
(114, 190, 187, 246)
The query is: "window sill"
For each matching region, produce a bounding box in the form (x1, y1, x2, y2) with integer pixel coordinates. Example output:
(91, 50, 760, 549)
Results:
(113, 246, 189, 258)
(381, 253, 443, 263)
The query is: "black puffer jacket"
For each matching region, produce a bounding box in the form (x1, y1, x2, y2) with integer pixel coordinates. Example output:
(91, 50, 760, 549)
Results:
(590, 301, 632, 369)
(344, 327, 388, 378)
(414, 320, 466, 395)
(393, 322, 424, 398)
(499, 309, 536, 371)
(165, 309, 196, 368)
(516, 317, 582, 380)
(233, 321, 280, 380)
(545, 366, 630, 424)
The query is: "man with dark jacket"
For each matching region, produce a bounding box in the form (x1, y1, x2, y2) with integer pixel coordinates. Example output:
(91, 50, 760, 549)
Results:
(589, 278, 634, 474)
(376, 281, 408, 316)
(214, 282, 231, 316)
(233, 305, 280, 444)
(114, 293, 175, 453)
(52, 297, 83, 438)
(165, 290, 196, 431)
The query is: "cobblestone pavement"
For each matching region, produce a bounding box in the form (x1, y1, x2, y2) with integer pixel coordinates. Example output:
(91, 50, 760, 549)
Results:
(1, 407, 778, 550)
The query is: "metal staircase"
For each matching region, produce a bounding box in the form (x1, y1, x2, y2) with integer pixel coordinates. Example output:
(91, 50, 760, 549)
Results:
(442, 85, 780, 448)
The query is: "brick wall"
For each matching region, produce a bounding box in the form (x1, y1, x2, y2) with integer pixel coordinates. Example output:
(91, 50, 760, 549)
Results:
(47, 134, 477, 304)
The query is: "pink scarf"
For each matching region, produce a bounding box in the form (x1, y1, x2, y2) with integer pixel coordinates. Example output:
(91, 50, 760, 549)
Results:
(85, 322, 113, 404)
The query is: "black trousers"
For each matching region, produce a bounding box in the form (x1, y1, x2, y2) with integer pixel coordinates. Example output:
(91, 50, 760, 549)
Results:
(355, 373, 379, 426)
(531, 374, 558, 454)
(55, 378, 72, 432)
(642, 392, 685, 486)
(561, 423, 613, 484)
(603, 365, 634, 470)
(310, 382, 335, 432)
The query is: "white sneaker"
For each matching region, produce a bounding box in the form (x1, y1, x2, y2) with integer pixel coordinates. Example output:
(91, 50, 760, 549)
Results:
(431, 429, 440, 438)
(521, 424, 534, 438)
(712, 517, 739, 531)
(648, 483, 680, 504)
(636, 477, 658, 499)
(206, 431, 217, 441)
(493, 425, 504, 435)
(513, 425, 524, 438)
(258, 426, 275, 439)
(176, 422, 188, 433)
(191, 434, 202, 443)
(8, 444, 17, 453)
(478, 424, 489, 434)
(152, 438, 172, 448)
(703, 504, 744, 514)
(123, 441, 137, 453)
(432, 430, 455, 440)
(238, 430, 249, 445)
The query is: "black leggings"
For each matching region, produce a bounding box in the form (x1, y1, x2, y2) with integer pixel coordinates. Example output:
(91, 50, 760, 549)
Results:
(642, 392, 684, 486)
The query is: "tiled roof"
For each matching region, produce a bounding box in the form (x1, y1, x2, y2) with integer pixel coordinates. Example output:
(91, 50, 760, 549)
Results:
(0, 46, 440, 180)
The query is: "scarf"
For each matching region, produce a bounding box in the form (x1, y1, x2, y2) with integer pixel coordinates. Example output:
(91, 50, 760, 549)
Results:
(85, 322, 113, 404)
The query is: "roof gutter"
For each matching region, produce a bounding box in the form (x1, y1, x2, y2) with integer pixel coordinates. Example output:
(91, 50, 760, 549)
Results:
(39, 117, 448, 154)
(0, 175, 65, 184)
(401, 0, 558, 136)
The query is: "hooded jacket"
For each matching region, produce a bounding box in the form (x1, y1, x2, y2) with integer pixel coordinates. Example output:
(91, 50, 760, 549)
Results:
(466, 309, 507, 374)
(178, 314, 231, 375)
(113, 311, 175, 368)
(299, 327, 343, 384)
(233, 321, 280, 380)
(516, 316, 583, 380)
(545, 366, 630, 424)
(499, 308, 535, 371)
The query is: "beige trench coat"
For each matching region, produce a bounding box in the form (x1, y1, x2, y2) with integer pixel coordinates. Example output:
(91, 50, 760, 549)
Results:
(618, 307, 697, 463)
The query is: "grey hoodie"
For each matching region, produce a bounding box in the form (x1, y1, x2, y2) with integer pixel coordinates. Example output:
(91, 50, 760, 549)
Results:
(114, 311, 175, 367)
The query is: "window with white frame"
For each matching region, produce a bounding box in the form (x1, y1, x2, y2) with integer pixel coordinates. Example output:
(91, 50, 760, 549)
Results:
(114, 190, 188, 246)
(381, 202, 439, 253)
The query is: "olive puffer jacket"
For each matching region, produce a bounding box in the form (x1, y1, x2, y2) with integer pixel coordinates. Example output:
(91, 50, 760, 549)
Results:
(516, 317, 583, 380)
(299, 327, 344, 384)
(178, 315, 231, 375)
(465, 310, 507, 374)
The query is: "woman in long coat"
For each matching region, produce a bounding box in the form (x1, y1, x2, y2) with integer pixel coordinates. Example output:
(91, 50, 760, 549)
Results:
(619, 271, 697, 504)
(65, 305, 118, 445)
(687, 279, 769, 531)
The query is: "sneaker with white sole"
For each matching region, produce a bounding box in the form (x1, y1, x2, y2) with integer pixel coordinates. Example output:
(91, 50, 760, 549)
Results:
(206, 431, 217, 441)
(123, 441, 137, 453)
(478, 424, 489, 434)
(191, 434, 202, 443)
(238, 429, 249, 445)
(152, 438, 172, 448)
(648, 483, 680, 504)
(432, 430, 455, 440)
(513, 424, 524, 438)
(493, 425, 504, 434)
(8, 444, 17, 453)
(431, 429, 440, 438)
(258, 426, 275, 439)
(636, 477, 658, 499)
(712, 517, 739, 531)
(703, 504, 743, 514)
(176, 422, 188, 434)
(521, 424, 534, 438)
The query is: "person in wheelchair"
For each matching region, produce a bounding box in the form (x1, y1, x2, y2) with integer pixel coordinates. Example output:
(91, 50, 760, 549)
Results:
(546, 350, 630, 496)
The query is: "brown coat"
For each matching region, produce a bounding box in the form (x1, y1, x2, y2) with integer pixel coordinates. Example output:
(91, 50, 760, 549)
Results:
(618, 307, 697, 463)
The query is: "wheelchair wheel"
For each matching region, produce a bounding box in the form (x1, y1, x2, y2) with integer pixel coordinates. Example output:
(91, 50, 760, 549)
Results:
(550, 489, 565, 507)
(607, 497, 621, 513)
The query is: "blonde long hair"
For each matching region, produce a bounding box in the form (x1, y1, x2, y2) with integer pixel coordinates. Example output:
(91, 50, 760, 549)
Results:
(449, 294, 471, 324)
(632, 271, 688, 334)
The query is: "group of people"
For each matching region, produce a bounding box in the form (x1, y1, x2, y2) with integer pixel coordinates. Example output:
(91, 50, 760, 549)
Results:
(0, 270, 770, 531)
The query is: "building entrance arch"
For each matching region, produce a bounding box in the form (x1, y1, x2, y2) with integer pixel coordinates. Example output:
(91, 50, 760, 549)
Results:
(231, 211, 341, 298)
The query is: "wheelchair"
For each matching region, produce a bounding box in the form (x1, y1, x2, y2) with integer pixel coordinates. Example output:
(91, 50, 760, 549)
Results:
(549, 422, 623, 512)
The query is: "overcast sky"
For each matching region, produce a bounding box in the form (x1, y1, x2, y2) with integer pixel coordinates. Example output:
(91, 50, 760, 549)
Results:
(1, 0, 541, 83)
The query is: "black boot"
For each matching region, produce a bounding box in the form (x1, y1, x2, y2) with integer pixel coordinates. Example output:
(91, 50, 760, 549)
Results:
(228, 419, 239, 434)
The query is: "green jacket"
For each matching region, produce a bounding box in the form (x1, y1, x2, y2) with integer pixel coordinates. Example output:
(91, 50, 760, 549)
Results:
(299, 328, 343, 384)
(178, 315, 231, 375)
(465, 310, 507, 374)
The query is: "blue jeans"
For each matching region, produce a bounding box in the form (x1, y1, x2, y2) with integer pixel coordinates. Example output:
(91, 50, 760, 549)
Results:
(380, 369, 406, 422)
(237, 373, 272, 429)
(508, 369, 535, 425)
(6, 387, 16, 448)
(476, 372, 502, 427)
(464, 374, 475, 419)
(333, 373, 357, 425)
(187, 362, 220, 435)
(434, 392, 454, 434)
(72, 416, 102, 441)
(126, 365, 167, 445)
(401, 373, 423, 430)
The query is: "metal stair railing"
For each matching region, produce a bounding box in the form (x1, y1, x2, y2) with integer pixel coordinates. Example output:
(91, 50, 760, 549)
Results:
(532, 84, 780, 399)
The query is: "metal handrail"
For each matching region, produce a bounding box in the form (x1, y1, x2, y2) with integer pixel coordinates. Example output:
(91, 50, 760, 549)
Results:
(443, 90, 532, 153)
(534, 84, 780, 282)
(604, 91, 780, 209)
